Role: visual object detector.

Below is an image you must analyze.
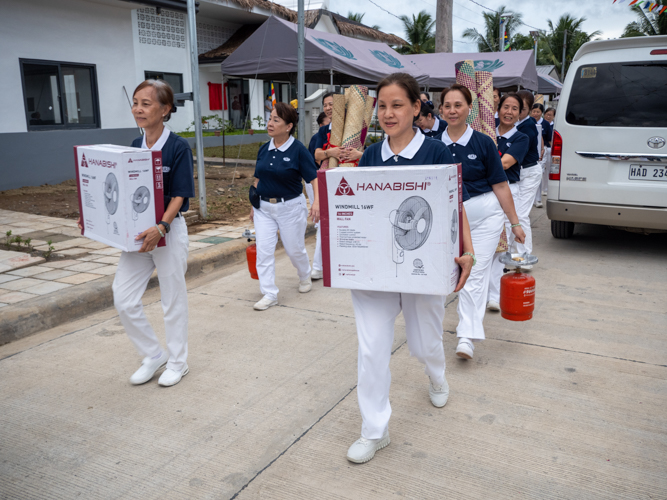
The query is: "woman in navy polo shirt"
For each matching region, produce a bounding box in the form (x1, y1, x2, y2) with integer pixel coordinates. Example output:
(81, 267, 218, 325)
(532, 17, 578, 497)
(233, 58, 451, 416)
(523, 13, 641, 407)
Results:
(250, 102, 319, 311)
(440, 84, 525, 360)
(77, 80, 195, 387)
(514, 90, 542, 258)
(415, 102, 447, 140)
(345, 73, 476, 465)
(487, 93, 530, 310)
(531, 103, 551, 209)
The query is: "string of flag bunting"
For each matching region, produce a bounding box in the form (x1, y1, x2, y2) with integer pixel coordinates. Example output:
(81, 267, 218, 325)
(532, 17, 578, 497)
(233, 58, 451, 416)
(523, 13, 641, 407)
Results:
(613, 0, 667, 15)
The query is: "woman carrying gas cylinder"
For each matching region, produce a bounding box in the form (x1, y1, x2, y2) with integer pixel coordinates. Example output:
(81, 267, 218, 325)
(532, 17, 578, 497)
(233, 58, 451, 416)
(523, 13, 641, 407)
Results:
(345, 73, 475, 465)
(440, 84, 525, 360)
(487, 93, 530, 310)
(250, 102, 319, 311)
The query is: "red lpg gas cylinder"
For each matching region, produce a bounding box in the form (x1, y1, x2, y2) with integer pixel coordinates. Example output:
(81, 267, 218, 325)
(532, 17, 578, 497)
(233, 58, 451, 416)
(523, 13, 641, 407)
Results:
(500, 271, 535, 321)
(246, 243, 259, 280)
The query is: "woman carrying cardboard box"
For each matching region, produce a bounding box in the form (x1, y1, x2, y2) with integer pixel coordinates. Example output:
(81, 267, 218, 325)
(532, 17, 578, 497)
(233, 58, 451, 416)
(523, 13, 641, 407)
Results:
(344, 73, 476, 465)
(78, 79, 194, 387)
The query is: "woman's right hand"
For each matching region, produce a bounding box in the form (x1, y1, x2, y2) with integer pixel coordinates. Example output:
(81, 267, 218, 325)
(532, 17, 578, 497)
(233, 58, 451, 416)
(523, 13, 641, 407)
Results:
(77, 216, 83, 230)
(326, 147, 342, 160)
(249, 207, 254, 222)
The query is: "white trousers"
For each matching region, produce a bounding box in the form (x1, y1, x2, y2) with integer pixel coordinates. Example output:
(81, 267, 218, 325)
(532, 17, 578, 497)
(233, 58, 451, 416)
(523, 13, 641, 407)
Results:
(254, 194, 310, 300)
(351, 290, 446, 439)
(304, 183, 323, 272)
(534, 147, 551, 204)
(514, 166, 542, 255)
(112, 216, 189, 371)
(488, 183, 520, 304)
(456, 191, 505, 341)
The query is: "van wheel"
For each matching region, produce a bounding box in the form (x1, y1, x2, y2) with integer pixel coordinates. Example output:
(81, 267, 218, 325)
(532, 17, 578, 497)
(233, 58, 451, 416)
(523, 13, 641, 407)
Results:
(551, 220, 575, 239)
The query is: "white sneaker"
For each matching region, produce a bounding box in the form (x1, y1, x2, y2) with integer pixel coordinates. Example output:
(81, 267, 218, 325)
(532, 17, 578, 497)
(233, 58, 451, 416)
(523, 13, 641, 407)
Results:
(456, 339, 474, 360)
(429, 375, 449, 408)
(298, 278, 312, 293)
(487, 300, 500, 312)
(254, 295, 278, 310)
(311, 269, 323, 280)
(534, 201, 543, 208)
(158, 365, 189, 387)
(129, 351, 169, 385)
(346, 431, 390, 464)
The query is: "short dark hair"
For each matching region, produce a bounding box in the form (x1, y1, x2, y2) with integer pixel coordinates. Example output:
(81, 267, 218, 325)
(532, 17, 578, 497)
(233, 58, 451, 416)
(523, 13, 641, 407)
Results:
(420, 91, 431, 100)
(274, 101, 298, 135)
(377, 73, 421, 106)
(133, 79, 177, 122)
(532, 103, 545, 113)
(322, 92, 335, 104)
(441, 84, 473, 106)
(317, 111, 327, 126)
(419, 101, 435, 119)
(517, 90, 534, 110)
(493, 87, 501, 97)
(498, 93, 524, 113)
(545, 107, 556, 115)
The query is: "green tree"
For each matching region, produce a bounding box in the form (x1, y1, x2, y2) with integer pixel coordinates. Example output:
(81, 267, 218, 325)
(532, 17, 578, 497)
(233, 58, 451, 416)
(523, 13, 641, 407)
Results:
(397, 11, 436, 54)
(622, 0, 667, 37)
(511, 32, 552, 65)
(461, 5, 523, 52)
(542, 14, 601, 80)
(347, 11, 365, 23)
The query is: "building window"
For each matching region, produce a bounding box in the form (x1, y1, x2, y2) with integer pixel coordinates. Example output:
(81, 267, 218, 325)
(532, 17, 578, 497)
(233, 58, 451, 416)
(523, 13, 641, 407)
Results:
(144, 71, 184, 106)
(20, 59, 100, 130)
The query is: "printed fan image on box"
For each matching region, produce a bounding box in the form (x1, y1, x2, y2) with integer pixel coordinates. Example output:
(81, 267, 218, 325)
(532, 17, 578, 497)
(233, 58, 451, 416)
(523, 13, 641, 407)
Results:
(318, 164, 463, 296)
(74, 145, 165, 252)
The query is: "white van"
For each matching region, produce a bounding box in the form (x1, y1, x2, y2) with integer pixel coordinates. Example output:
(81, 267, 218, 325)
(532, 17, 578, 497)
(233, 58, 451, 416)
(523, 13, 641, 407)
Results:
(547, 35, 667, 238)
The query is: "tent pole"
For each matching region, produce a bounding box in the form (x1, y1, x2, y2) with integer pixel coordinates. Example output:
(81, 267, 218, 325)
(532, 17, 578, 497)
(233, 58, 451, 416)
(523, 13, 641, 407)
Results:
(187, 0, 206, 218)
(297, 0, 305, 143)
(329, 69, 334, 91)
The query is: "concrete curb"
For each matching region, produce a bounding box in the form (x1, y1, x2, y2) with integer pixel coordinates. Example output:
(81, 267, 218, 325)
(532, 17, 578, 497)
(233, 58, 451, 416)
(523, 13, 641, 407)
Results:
(0, 224, 316, 345)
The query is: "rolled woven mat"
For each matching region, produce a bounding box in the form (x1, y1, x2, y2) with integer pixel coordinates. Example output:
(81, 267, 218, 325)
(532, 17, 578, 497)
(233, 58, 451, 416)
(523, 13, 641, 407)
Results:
(495, 227, 509, 253)
(476, 71, 497, 145)
(339, 85, 369, 167)
(535, 94, 544, 105)
(321, 94, 346, 170)
(359, 97, 376, 147)
(455, 60, 482, 132)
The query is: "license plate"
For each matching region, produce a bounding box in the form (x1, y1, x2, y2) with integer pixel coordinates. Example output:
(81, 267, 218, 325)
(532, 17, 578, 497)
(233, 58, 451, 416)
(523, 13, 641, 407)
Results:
(628, 164, 667, 181)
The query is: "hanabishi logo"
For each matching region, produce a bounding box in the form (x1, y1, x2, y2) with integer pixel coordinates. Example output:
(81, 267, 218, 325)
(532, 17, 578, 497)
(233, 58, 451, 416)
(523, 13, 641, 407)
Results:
(335, 177, 355, 196)
(81, 153, 88, 168)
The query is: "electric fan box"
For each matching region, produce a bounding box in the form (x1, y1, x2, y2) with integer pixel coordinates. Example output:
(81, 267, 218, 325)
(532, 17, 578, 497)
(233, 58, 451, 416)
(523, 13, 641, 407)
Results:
(74, 145, 165, 252)
(318, 164, 463, 295)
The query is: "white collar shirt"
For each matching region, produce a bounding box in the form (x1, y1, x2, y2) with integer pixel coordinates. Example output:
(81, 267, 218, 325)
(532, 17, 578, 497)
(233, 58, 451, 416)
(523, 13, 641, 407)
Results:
(141, 126, 170, 151)
(441, 124, 474, 147)
(268, 135, 295, 152)
(497, 125, 518, 140)
(423, 117, 440, 134)
(380, 127, 425, 162)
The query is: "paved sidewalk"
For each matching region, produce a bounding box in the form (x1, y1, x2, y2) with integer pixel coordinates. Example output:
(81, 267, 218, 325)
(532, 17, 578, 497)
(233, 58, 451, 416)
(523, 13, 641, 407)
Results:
(0, 208, 252, 309)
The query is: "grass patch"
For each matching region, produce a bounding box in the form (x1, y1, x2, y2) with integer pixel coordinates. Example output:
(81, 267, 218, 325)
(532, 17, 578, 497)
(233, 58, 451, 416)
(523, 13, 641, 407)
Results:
(178, 130, 266, 138)
(200, 142, 265, 161)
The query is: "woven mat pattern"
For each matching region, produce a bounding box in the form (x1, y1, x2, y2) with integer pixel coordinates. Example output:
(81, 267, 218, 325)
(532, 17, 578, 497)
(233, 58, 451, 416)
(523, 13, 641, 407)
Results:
(476, 71, 497, 145)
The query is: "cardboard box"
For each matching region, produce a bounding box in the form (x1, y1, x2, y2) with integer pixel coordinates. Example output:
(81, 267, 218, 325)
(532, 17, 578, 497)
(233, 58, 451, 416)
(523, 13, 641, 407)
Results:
(74, 145, 165, 252)
(318, 164, 462, 295)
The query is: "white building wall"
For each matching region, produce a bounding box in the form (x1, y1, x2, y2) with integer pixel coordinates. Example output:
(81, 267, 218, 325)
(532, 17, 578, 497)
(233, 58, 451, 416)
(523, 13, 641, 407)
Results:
(0, 0, 139, 134)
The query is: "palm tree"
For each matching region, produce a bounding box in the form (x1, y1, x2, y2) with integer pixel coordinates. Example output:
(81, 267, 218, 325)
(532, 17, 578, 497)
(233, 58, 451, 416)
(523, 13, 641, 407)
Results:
(346, 11, 381, 31)
(397, 11, 436, 54)
(542, 15, 601, 80)
(622, 0, 667, 37)
(461, 5, 523, 52)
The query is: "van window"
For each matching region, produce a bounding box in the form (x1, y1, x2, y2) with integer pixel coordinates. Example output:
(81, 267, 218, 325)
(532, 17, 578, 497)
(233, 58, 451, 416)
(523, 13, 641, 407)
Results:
(565, 61, 667, 127)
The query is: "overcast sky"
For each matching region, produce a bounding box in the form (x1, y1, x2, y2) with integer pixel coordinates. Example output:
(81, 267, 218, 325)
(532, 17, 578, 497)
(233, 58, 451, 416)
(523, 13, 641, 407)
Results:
(324, 0, 635, 51)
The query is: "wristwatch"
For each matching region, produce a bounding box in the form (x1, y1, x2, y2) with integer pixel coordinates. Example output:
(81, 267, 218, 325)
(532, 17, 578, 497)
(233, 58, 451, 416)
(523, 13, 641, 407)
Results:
(158, 221, 171, 234)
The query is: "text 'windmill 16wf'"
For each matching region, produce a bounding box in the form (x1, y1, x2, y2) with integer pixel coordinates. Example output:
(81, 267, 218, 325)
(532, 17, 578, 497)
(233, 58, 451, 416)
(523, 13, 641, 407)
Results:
(317, 165, 462, 295)
(74, 145, 165, 252)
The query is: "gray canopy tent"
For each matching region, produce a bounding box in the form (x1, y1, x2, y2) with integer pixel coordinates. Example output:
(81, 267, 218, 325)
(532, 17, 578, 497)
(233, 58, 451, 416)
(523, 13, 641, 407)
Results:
(410, 50, 539, 91)
(537, 73, 563, 95)
(220, 16, 429, 86)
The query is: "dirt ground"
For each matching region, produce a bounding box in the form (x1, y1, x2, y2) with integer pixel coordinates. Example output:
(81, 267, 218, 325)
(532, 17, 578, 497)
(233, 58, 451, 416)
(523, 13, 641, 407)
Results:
(0, 166, 257, 228)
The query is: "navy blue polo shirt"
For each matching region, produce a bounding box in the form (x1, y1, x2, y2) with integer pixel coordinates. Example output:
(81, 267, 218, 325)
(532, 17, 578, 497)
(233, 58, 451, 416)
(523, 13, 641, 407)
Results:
(132, 130, 195, 212)
(313, 123, 331, 151)
(254, 136, 317, 199)
(308, 133, 319, 160)
(441, 126, 507, 198)
(516, 116, 540, 168)
(421, 117, 448, 141)
(538, 118, 552, 148)
(359, 130, 470, 201)
(497, 127, 530, 184)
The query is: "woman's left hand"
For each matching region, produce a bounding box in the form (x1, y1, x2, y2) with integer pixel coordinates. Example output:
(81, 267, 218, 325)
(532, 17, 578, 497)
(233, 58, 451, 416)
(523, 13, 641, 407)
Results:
(454, 254, 474, 292)
(512, 225, 526, 244)
(136, 225, 163, 253)
(310, 201, 320, 224)
(340, 148, 363, 163)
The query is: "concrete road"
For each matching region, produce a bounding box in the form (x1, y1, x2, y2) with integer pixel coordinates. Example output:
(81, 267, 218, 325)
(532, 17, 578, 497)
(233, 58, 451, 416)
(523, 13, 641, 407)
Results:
(1, 210, 666, 499)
